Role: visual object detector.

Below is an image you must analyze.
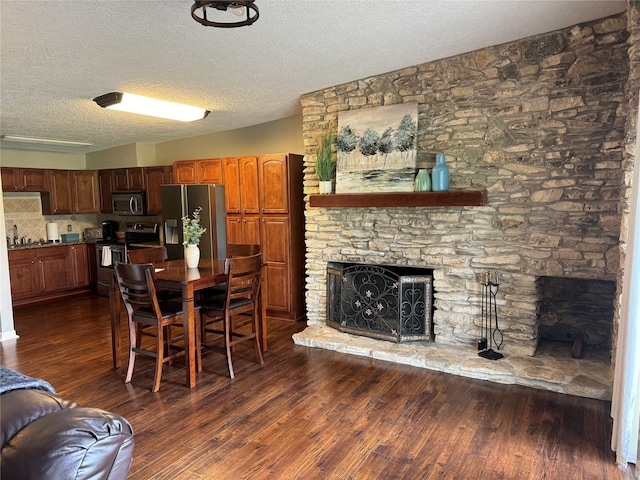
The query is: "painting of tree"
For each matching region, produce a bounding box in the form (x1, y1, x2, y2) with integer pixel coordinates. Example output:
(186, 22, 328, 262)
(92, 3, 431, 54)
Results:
(336, 103, 418, 193)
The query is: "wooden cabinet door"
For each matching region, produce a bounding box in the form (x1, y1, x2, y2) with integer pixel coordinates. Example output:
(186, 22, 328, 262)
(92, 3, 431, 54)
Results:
(86, 242, 97, 287)
(144, 166, 169, 214)
(37, 246, 72, 294)
(128, 168, 145, 190)
(8, 249, 38, 300)
(240, 157, 260, 214)
(72, 170, 99, 213)
(98, 170, 114, 213)
(226, 215, 243, 244)
(173, 160, 199, 184)
(113, 169, 129, 191)
(242, 215, 261, 245)
(21, 169, 48, 192)
(1, 168, 47, 192)
(199, 159, 223, 184)
(1, 167, 20, 191)
(223, 158, 241, 213)
(259, 155, 288, 214)
(46, 170, 72, 214)
(70, 244, 89, 288)
(261, 216, 291, 314)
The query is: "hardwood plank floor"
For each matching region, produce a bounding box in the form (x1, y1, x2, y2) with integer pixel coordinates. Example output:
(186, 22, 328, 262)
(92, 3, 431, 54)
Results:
(1, 293, 632, 480)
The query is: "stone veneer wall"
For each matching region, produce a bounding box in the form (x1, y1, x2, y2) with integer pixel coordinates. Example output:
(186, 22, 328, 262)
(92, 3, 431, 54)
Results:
(612, 1, 640, 367)
(301, 13, 629, 356)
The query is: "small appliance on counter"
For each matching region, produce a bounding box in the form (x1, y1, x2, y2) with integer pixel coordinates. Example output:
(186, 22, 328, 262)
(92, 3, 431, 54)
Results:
(101, 220, 119, 242)
(83, 227, 103, 243)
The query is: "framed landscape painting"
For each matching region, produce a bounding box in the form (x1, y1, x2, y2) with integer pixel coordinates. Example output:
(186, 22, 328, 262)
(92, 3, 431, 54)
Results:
(336, 102, 418, 193)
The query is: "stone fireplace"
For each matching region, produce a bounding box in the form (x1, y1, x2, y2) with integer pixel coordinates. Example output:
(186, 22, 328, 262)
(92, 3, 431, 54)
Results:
(294, 12, 630, 400)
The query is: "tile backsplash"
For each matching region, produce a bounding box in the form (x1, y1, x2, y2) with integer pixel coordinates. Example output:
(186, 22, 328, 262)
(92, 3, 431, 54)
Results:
(4, 193, 99, 245)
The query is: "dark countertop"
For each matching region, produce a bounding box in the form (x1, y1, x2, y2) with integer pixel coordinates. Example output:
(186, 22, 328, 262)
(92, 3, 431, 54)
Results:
(7, 240, 87, 251)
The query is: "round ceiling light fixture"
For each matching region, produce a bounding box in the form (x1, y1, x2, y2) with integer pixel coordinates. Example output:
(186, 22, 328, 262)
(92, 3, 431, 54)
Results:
(191, 1, 259, 28)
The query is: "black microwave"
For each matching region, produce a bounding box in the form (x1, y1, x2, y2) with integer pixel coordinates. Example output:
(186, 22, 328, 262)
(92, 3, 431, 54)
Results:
(112, 191, 146, 216)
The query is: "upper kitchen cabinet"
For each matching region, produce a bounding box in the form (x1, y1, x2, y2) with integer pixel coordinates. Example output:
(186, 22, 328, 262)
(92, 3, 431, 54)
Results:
(259, 154, 303, 214)
(42, 169, 100, 215)
(173, 160, 199, 184)
(72, 170, 100, 213)
(223, 157, 259, 214)
(98, 170, 114, 213)
(42, 170, 72, 214)
(1, 167, 48, 192)
(113, 167, 145, 191)
(199, 159, 223, 184)
(144, 166, 172, 214)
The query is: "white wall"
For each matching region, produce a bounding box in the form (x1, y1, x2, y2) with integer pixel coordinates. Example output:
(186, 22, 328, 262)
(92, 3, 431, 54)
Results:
(0, 182, 18, 341)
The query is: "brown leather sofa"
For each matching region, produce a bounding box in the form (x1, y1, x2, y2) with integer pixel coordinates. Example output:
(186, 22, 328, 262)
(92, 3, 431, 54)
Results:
(1, 367, 134, 480)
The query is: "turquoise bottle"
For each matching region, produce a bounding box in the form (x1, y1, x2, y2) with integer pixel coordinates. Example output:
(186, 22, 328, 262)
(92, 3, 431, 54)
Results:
(432, 154, 449, 191)
(414, 169, 431, 192)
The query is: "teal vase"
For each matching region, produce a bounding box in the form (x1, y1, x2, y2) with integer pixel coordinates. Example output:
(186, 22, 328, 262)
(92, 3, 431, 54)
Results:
(414, 169, 431, 192)
(432, 154, 449, 192)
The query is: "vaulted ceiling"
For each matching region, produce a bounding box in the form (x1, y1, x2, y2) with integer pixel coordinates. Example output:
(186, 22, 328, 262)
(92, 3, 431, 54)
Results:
(0, 1, 626, 153)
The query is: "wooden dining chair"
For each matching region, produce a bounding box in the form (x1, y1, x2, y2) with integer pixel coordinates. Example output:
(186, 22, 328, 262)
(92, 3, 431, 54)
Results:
(127, 246, 168, 264)
(226, 243, 260, 257)
(199, 252, 264, 379)
(114, 262, 202, 392)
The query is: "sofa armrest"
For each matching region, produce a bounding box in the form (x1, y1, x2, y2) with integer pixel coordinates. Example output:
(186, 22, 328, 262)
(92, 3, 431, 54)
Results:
(1, 390, 134, 480)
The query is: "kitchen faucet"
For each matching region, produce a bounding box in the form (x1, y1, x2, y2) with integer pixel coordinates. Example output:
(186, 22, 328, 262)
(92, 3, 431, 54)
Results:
(12, 225, 18, 246)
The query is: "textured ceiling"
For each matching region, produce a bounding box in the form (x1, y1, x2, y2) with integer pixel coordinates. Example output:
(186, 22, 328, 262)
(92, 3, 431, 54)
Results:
(0, 0, 626, 154)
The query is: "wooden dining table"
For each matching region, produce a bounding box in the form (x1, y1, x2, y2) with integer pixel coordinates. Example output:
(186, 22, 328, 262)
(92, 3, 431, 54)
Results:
(109, 258, 227, 389)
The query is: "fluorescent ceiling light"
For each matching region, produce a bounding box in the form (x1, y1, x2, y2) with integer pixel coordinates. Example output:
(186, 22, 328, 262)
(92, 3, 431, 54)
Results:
(0, 135, 93, 147)
(93, 92, 210, 122)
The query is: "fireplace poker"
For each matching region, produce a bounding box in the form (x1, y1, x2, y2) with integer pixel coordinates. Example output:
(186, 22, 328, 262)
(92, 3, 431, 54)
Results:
(478, 270, 504, 361)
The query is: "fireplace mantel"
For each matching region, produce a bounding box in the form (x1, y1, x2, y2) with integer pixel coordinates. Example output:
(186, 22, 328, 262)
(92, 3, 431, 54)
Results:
(309, 190, 487, 208)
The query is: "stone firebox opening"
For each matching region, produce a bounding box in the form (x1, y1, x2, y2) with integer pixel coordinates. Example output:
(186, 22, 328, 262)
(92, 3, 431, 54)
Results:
(326, 262, 433, 343)
(536, 276, 615, 357)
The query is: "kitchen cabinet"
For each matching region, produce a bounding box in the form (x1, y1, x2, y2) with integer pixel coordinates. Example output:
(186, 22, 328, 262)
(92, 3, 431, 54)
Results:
(226, 214, 261, 245)
(42, 170, 99, 214)
(70, 244, 90, 288)
(72, 170, 100, 213)
(172, 153, 305, 321)
(98, 170, 114, 213)
(199, 158, 224, 184)
(259, 155, 290, 214)
(43, 170, 73, 214)
(223, 157, 259, 214)
(173, 160, 199, 184)
(38, 246, 73, 294)
(86, 242, 97, 287)
(8, 244, 92, 305)
(7, 249, 39, 301)
(113, 168, 145, 191)
(1, 167, 48, 192)
(144, 166, 172, 214)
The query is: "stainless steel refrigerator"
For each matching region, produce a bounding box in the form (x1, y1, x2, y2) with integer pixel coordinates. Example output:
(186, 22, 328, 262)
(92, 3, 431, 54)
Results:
(161, 184, 227, 261)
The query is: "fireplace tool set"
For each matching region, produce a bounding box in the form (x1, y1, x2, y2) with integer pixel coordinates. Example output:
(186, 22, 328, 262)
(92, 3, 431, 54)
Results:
(478, 270, 504, 360)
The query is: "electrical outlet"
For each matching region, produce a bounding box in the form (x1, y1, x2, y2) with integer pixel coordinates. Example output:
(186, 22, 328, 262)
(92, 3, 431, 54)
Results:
(67, 224, 72, 232)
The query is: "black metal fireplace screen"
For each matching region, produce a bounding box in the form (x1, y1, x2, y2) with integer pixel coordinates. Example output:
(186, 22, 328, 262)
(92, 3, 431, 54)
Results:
(327, 262, 433, 343)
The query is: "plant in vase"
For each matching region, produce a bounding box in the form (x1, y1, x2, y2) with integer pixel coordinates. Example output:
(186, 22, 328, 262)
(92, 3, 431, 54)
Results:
(315, 124, 336, 194)
(182, 206, 206, 268)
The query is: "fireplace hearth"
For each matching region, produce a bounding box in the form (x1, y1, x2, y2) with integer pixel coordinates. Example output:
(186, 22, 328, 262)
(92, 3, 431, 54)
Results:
(327, 262, 433, 343)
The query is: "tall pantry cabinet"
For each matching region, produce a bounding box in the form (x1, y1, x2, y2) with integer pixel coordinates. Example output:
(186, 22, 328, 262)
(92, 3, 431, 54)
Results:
(173, 153, 305, 322)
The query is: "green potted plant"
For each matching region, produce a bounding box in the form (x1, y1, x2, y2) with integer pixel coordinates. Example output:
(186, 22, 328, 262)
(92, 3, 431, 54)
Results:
(182, 206, 206, 268)
(315, 124, 336, 194)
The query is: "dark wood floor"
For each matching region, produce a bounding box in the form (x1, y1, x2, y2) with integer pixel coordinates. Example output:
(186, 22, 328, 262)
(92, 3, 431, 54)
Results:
(1, 293, 631, 480)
